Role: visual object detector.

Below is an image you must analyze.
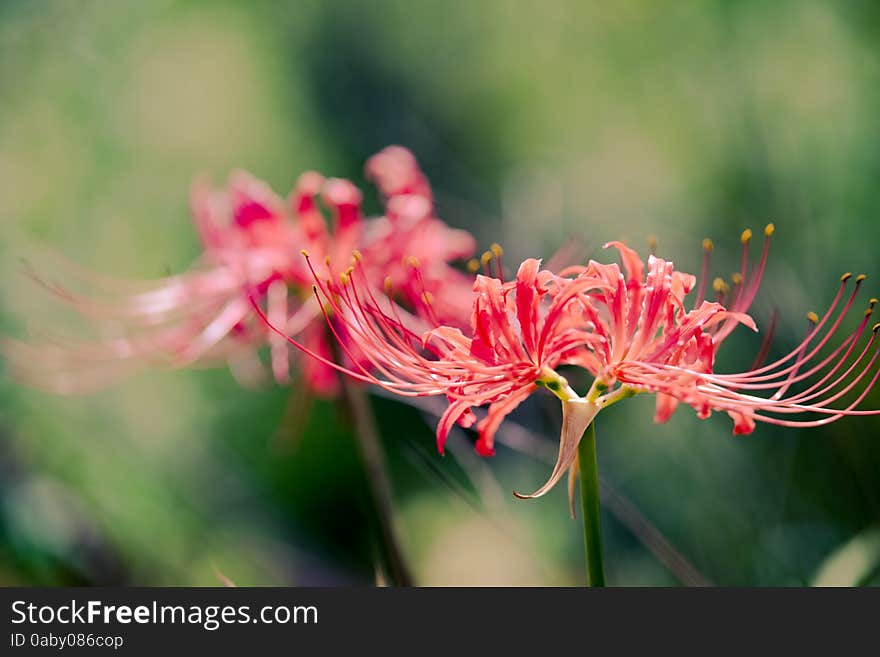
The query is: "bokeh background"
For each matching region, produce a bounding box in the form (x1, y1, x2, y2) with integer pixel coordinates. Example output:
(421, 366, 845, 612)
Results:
(1, 0, 879, 586)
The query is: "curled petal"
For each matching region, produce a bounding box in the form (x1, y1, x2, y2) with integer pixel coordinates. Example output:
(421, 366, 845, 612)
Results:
(729, 408, 756, 435)
(653, 392, 679, 424)
(436, 399, 474, 455)
(603, 240, 645, 284)
(514, 398, 600, 500)
(457, 407, 477, 429)
(474, 384, 535, 456)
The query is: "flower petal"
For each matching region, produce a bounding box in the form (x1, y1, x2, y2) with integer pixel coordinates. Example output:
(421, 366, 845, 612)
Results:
(474, 384, 535, 456)
(436, 398, 475, 455)
(515, 258, 542, 356)
(603, 240, 645, 284)
(728, 408, 756, 435)
(514, 398, 600, 500)
(653, 392, 679, 423)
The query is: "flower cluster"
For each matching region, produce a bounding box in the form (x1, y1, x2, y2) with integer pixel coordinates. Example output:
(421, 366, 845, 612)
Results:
(261, 222, 880, 499)
(3, 147, 475, 395)
(7, 146, 879, 502)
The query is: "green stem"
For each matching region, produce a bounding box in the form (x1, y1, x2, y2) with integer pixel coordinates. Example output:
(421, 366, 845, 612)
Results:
(337, 376, 414, 586)
(328, 333, 413, 586)
(577, 421, 605, 587)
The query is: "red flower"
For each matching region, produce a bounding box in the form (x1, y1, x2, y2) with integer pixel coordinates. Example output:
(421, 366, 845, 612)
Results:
(4, 148, 476, 396)
(263, 255, 606, 456)
(262, 224, 880, 501)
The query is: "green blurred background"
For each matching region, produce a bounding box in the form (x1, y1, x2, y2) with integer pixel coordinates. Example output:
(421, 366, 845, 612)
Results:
(1, 0, 879, 586)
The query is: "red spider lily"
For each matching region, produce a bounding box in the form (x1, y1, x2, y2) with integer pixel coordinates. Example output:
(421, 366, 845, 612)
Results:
(4, 169, 326, 393)
(3, 147, 476, 396)
(259, 225, 880, 502)
(601, 227, 880, 436)
(259, 253, 606, 456)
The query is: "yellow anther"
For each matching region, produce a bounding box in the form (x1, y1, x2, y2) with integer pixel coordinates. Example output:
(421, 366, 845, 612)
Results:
(647, 235, 658, 251)
(490, 243, 503, 258)
(324, 255, 331, 267)
(806, 311, 819, 324)
(731, 272, 743, 286)
(740, 228, 753, 243)
(870, 298, 878, 306)
(403, 255, 420, 268)
(841, 272, 852, 282)
(764, 223, 775, 237)
(467, 258, 480, 273)
(352, 250, 362, 262)
(866, 308, 874, 317)
(856, 274, 867, 284)
(421, 291, 434, 306)
(713, 277, 729, 294)
(702, 238, 713, 252)
(481, 250, 493, 266)
(339, 272, 350, 285)
(384, 276, 393, 294)
(300, 249, 310, 258)
(874, 322, 880, 333)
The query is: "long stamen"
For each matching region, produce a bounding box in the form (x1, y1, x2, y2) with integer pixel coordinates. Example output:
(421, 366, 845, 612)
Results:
(700, 329, 880, 421)
(481, 250, 493, 277)
(382, 276, 417, 350)
(732, 227, 752, 309)
(303, 255, 428, 388)
(713, 277, 729, 306)
(717, 273, 855, 382)
(769, 314, 819, 400)
(490, 243, 505, 282)
(403, 256, 441, 326)
(312, 255, 520, 394)
(640, 284, 862, 393)
(693, 238, 712, 308)
(714, 224, 774, 343)
(749, 308, 778, 370)
(784, 311, 876, 406)
(732, 275, 864, 386)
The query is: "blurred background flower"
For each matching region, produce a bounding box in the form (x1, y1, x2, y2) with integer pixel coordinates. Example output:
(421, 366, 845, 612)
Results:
(1, 0, 879, 586)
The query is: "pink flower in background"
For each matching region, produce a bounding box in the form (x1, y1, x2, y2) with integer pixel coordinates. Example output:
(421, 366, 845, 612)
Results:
(361, 146, 476, 326)
(3, 147, 477, 396)
(263, 225, 880, 501)
(4, 169, 318, 393)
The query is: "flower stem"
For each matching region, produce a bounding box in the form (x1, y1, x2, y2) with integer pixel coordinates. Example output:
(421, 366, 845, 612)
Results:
(577, 421, 605, 587)
(336, 373, 414, 587)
